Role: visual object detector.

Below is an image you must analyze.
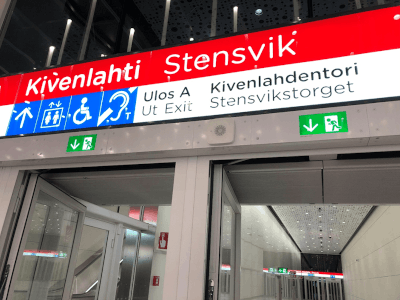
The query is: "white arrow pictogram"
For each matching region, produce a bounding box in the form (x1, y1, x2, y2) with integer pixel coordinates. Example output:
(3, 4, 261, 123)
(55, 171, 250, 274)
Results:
(70, 139, 80, 150)
(303, 119, 318, 132)
(15, 108, 33, 128)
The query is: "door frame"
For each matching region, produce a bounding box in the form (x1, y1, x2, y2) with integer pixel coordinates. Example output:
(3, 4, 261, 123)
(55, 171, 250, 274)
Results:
(3, 176, 87, 300)
(80, 217, 117, 300)
(208, 165, 241, 300)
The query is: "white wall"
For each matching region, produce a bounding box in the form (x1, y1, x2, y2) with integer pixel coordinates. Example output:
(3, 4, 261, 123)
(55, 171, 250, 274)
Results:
(240, 206, 301, 300)
(342, 206, 400, 300)
(148, 206, 171, 300)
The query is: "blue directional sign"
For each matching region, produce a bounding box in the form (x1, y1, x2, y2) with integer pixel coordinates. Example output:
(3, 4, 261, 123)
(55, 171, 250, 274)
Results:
(97, 87, 138, 127)
(35, 96, 71, 133)
(4, 87, 140, 137)
(7, 101, 41, 136)
(65, 92, 102, 131)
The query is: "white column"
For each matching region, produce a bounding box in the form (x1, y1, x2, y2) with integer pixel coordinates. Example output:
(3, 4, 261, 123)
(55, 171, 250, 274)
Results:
(162, 157, 210, 300)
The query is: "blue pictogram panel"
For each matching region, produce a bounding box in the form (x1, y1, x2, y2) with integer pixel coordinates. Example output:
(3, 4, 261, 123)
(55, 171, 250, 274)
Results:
(65, 92, 102, 131)
(35, 96, 71, 133)
(97, 87, 138, 127)
(6, 101, 42, 136)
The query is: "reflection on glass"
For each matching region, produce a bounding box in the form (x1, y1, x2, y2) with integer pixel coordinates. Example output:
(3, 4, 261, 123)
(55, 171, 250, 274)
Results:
(12, 191, 79, 300)
(143, 206, 158, 225)
(219, 201, 235, 300)
(128, 206, 141, 220)
(115, 229, 139, 300)
(70, 225, 108, 300)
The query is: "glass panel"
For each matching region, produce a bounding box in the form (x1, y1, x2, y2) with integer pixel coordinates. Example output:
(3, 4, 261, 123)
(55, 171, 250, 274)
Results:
(219, 201, 235, 300)
(128, 206, 141, 220)
(143, 206, 158, 225)
(70, 225, 108, 300)
(12, 191, 79, 300)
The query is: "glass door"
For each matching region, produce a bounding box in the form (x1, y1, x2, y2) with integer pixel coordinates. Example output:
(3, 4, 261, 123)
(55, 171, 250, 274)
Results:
(208, 165, 241, 300)
(219, 199, 236, 300)
(70, 217, 116, 300)
(4, 176, 86, 300)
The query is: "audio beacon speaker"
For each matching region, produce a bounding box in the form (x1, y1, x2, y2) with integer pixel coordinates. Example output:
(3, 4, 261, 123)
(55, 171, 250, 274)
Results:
(206, 118, 235, 145)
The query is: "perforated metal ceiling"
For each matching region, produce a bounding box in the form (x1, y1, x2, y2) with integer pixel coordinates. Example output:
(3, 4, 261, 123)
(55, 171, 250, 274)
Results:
(272, 205, 373, 255)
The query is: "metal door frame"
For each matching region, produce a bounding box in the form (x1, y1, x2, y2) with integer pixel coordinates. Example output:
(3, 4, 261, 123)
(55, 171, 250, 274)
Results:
(3, 176, 87, 300)
(208, 165, 241, 300)
(80, 217, 117, 300)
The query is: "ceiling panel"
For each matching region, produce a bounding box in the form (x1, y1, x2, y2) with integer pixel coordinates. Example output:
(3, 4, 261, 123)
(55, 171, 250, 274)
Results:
(41, 168, 174, 206)
(272, 205, 373, 255)
(225, 162, 323, 204)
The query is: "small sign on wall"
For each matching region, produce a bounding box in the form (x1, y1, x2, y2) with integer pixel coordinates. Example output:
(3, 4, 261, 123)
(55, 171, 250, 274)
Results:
(159, 232, 169, 250)
(153, 276, 160, 286)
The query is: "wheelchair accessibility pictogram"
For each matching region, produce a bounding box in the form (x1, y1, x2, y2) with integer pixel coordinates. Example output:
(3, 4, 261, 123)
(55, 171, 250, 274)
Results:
(73, 97, 93, 125)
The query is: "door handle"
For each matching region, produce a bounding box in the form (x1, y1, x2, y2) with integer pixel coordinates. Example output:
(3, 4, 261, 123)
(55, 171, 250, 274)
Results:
(0, 264, 10, 298)
(207, 279, 214, 300)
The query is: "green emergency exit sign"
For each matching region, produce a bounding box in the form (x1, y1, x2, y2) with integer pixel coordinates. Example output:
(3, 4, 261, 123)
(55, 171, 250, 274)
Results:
(66, 134, 97, 152)
(299, 112, 348, 136)
(278, 268, 288, 274)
